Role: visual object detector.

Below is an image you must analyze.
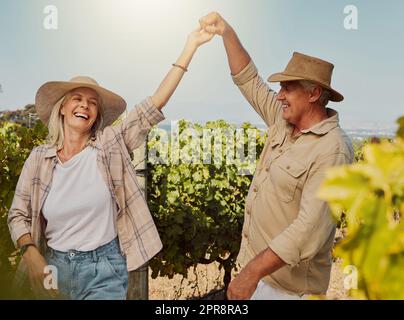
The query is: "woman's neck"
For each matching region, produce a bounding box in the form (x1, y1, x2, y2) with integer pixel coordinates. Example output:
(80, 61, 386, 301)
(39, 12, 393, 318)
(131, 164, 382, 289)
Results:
(59, 130, 91, 162)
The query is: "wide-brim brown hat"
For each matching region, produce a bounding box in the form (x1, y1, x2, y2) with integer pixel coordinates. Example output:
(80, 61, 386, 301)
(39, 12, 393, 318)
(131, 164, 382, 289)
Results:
(35, 76, 127, 127)
(267, 52, 344, 102)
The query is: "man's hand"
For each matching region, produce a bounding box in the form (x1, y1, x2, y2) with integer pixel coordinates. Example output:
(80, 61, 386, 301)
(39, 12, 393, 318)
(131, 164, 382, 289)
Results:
(23, 246, 59, 298)
(199, 12, 231, 36)
(198, 12, 250, 75)
(227, 248, 286, 300)
(227, 265, 260, 300)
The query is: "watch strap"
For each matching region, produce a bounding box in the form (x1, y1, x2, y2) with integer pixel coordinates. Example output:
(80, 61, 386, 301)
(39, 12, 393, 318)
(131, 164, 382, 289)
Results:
(20, 243, 35, 255)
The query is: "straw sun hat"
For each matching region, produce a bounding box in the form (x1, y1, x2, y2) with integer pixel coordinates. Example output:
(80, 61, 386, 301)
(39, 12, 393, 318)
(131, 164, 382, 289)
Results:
(35, 76, 127, 127)
(267, 52, 344, 102)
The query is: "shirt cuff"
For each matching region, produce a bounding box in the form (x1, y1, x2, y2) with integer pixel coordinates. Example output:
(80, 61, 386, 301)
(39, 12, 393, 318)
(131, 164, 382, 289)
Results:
(231, 60, 259, 86)
(268, 234, 300, 267)
(140, 96, 165, 126)
(10, 224, 31, 248)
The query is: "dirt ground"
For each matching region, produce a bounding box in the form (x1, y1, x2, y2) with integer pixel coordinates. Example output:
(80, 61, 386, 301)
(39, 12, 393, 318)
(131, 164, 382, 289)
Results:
(148, 228, 351, 300)
(6, 229, 350, 300)
(148, 257, 350, 300)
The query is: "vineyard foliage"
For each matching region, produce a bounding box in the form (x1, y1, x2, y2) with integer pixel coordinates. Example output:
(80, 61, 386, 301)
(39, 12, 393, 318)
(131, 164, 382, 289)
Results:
(0, 121, 48, 297)
(0, 115, 402, 299)
(318, 116, 404, 299)
(146, 120, 266, 285)
(0, 119, 266, 291)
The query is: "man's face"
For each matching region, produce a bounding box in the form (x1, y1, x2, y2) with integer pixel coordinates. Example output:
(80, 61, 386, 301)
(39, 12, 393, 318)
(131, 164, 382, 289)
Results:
(277, 81, 311, 126)
(61, 87, 99, 134)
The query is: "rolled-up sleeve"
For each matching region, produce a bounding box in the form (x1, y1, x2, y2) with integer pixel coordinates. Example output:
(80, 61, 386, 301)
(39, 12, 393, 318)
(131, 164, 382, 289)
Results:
(102, 97, 165, 152)
(232, 60, 281, 127)
(7, 151, 36, 247)
(268, 152, 351, 266)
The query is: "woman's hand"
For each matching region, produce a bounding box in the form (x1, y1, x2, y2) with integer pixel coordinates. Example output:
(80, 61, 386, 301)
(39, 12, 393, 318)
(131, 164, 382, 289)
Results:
(23, 246, 59, 298)
(186, 26, 215, 50)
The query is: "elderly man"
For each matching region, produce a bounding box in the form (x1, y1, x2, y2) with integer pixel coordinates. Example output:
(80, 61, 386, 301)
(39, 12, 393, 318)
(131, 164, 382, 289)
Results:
(199, 12, 354, 300)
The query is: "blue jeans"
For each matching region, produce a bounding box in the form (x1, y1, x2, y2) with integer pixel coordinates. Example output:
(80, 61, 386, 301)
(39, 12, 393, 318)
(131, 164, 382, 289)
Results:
(45, 238, 128, 300)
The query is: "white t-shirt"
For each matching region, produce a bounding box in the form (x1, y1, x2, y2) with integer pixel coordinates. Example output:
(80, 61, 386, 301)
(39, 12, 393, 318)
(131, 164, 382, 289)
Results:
(42, 146, 117, 251)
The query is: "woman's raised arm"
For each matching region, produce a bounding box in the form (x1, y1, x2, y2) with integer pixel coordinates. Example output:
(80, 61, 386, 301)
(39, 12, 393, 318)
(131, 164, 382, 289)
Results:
(151, 26, 214, 109)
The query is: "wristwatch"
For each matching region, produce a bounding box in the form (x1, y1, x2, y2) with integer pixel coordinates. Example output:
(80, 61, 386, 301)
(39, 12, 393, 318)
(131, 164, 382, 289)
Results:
(20, 243, 35, 255)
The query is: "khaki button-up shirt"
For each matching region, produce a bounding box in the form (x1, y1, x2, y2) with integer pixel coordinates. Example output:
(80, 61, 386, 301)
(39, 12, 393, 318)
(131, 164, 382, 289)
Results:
(8, 97, 164, 286)
(233, 61, 354, 295)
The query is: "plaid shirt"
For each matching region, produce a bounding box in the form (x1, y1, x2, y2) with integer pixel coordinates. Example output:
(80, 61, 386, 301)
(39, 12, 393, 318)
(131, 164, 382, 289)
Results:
(8, 97, 165, 280)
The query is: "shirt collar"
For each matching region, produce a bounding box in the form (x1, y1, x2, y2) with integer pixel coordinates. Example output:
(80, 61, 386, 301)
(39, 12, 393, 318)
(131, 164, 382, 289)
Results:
(44, 146, 56, 158)
(44, 136, 100, 159)
(300, 108, 340, 135)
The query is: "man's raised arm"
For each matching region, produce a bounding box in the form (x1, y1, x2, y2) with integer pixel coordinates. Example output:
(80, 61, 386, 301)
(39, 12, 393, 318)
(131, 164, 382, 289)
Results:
(199, 12, 281, 127)
(199, 12, 250, 75)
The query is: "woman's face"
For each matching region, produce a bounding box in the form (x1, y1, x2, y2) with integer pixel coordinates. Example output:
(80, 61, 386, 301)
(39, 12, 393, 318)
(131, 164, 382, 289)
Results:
(61, 87, 99, 135)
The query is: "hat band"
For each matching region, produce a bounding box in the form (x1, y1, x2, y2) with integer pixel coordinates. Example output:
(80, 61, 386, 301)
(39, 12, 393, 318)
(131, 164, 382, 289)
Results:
(282, 72, 331, 87)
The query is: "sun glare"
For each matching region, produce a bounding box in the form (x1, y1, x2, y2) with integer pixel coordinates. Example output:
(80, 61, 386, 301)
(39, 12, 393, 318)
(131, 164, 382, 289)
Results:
(100, 0, 196, 28)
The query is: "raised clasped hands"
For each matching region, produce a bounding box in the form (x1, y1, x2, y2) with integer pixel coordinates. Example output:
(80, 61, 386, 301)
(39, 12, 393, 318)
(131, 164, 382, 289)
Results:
(199, 12, 230, 36)
(186, 26, 215, 49)
(186, 11, 232, 50)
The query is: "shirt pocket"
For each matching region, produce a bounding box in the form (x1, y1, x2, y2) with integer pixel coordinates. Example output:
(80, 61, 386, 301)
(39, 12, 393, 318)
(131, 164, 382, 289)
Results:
(272, 158, 307, 203)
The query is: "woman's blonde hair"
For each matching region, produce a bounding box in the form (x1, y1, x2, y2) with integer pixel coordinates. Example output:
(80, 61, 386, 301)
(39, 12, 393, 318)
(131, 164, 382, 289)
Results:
(46, 90, 104, 149)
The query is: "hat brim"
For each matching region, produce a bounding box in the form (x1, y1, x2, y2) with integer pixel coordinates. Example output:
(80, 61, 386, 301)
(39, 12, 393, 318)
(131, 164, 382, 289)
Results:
(35, 81, 127, 128)
(267, 72, 344, 102)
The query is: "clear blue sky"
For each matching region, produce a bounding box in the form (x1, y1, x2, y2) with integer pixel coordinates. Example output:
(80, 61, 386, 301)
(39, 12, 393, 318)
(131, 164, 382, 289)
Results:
(0, 0, 403, 129)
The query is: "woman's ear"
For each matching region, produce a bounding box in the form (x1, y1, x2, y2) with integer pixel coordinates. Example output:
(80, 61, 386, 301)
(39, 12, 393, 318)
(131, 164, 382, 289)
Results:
(60, 104, 65, 116)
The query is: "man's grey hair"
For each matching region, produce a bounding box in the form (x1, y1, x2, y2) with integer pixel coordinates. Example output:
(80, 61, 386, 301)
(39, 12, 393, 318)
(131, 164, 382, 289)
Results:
(299, 80, 331, 107)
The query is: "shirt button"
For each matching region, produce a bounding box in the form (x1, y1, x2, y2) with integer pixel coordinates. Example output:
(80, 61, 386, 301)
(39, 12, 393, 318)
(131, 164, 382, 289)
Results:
(265, 167, 269, 172)
(253, 187, 258, 192)
(286, 165, 290, 170)
(244, 232, 248, 239)
(279, 149, 283, 153)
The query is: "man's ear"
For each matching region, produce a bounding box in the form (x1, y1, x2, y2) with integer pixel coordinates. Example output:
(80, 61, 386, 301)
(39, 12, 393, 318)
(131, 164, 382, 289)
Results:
(309, 86, 322, 103)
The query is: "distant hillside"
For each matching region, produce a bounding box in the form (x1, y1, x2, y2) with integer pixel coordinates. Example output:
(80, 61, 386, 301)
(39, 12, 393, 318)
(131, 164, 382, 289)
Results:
(0, 104, 39, 127)
(1, 106, 397, 140)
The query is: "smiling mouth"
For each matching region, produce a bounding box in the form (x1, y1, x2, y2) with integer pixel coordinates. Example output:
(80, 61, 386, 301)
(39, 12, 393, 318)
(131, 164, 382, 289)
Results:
(74, 112, 89, 120)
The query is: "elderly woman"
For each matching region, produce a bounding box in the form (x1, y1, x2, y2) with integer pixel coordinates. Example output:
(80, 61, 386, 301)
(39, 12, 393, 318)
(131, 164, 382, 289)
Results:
(7, 27, 214, 300)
